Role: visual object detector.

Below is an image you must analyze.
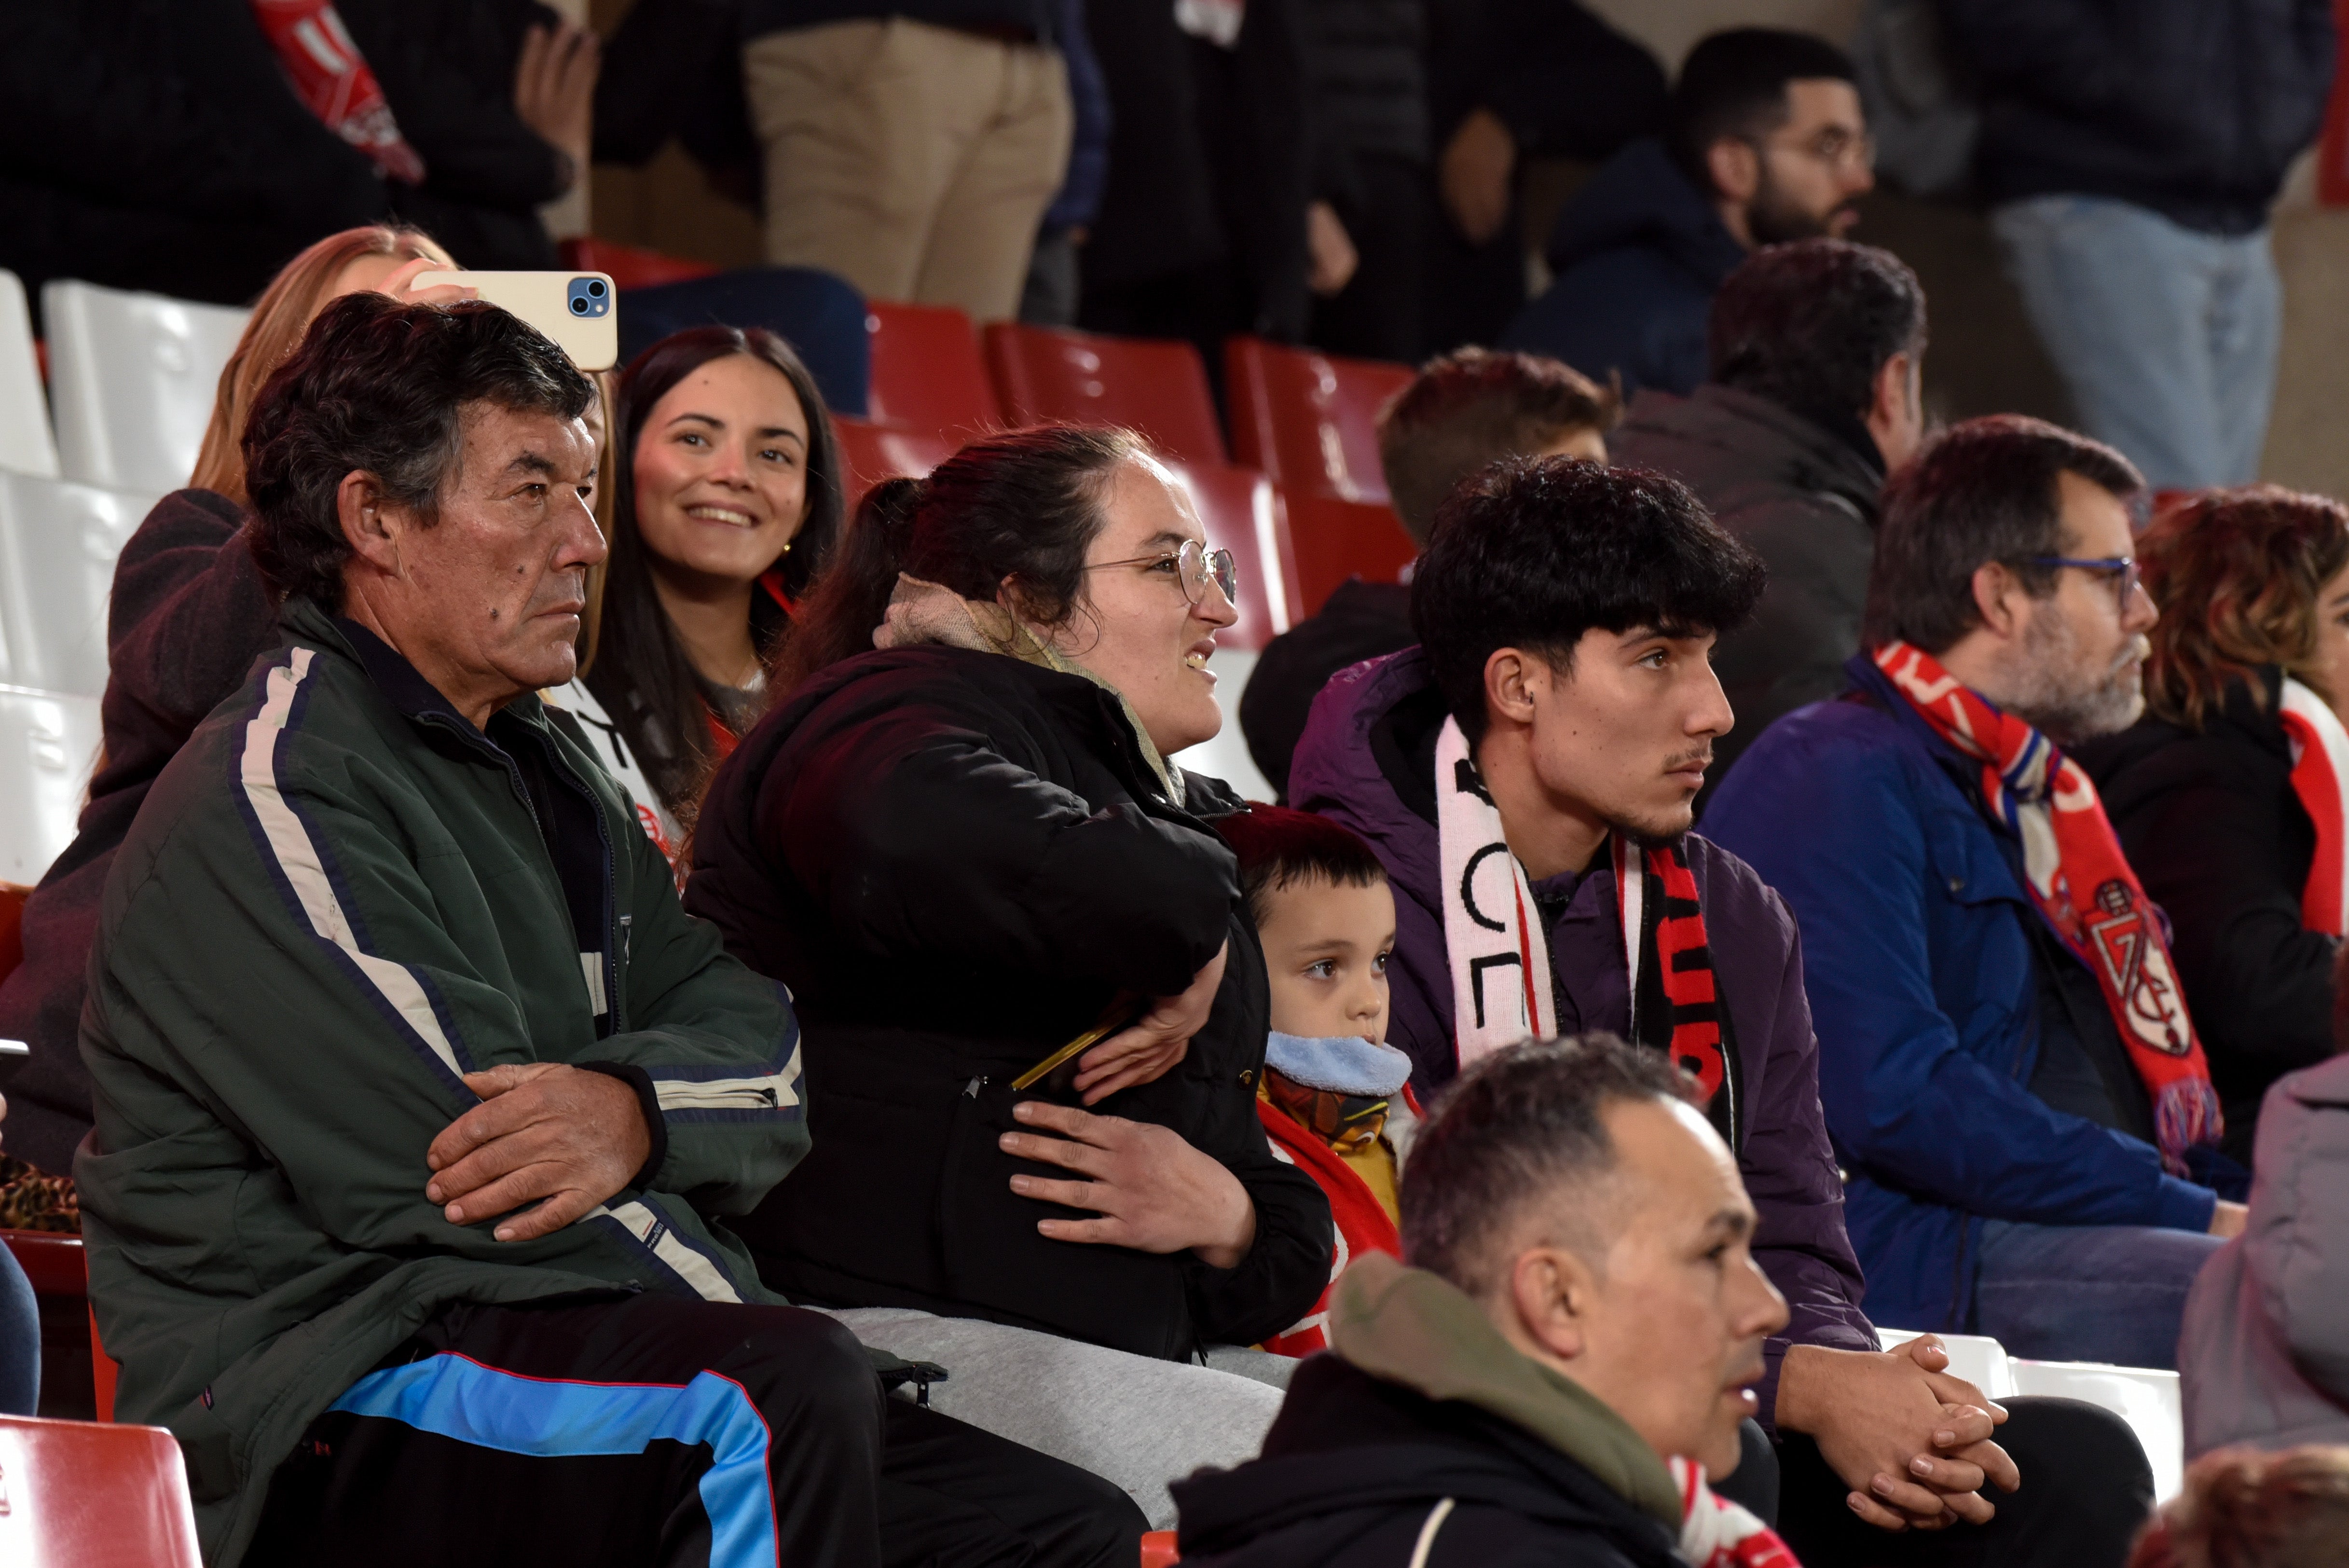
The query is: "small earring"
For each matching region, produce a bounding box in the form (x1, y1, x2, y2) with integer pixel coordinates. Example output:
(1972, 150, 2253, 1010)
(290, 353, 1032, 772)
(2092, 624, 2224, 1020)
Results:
(777, 539, 793, 556)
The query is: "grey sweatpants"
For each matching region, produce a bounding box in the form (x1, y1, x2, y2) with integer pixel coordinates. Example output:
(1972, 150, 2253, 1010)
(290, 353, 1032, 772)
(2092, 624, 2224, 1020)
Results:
(819, 1306, 1293, 1528)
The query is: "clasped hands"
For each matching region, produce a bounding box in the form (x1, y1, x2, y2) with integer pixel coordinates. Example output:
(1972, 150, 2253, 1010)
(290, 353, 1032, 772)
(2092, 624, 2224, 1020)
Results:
(1777, 1337, 2020, 1531)
(425, 1062, 649, 1242)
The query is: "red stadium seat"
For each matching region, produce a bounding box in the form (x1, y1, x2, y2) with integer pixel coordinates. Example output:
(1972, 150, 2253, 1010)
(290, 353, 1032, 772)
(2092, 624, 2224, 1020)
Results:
(2, 1230, 113, 1422)
(558, 238, 723, 292)
(1159, 462, 1302, 654)
(865, 301, 1002, 444)
(0, 1415, 201, 1566)
(1285, 493, 1419, 618)
(1140, 1529, 1180, 1567)
(831, 417, 957, 512)
(1224, 337, 1413, 505)
(984, 325, 1227, 465)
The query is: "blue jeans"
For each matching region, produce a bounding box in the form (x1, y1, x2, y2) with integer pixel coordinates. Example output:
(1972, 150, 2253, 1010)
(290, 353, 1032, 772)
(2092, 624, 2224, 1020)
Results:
(1974, 1218, 2223, 1369)
(1992, 195, 2281, 489)
(0, 1244, 37, 1416)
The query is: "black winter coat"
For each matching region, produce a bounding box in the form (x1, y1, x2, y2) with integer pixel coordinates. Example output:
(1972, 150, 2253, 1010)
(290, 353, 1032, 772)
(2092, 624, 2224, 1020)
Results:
(1171, 1355, 1684, 1568)
(685, 646, 1333, 1358)
(1942, 0, 2336, 236)
(0, 0, 562, 313)
(1239, 579, 1413, 801)
(2076, 670, 2340, 1162)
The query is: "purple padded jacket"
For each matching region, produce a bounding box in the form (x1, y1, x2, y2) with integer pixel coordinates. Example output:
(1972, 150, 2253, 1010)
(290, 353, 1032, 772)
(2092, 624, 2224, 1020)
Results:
(1288, 647, 1875, 1425)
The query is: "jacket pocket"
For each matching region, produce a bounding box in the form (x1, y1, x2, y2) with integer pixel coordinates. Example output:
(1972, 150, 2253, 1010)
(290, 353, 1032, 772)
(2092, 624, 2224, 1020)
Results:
(935, 1076, 1191, 1360)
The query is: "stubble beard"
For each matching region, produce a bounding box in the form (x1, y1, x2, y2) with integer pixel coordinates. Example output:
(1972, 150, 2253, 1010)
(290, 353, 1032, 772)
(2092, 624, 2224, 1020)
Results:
(2006, 608, 2149, 746)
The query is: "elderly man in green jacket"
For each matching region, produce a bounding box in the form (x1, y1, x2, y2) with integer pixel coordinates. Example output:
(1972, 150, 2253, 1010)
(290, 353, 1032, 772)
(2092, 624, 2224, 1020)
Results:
(74, 291, 1139, 1568)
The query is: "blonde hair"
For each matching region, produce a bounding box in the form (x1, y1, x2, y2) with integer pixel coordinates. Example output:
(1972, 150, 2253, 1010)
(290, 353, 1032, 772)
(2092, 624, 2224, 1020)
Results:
(2130, 1447, 2349, 1568)
(188, 225, 454, 504)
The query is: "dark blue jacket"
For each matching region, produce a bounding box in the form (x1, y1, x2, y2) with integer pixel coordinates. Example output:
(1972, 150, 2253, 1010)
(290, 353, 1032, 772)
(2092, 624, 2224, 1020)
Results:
(1943, 0, 2335, 237)
(1703, 655, 2218, 1332)
(1041, 0, 1112, 232)
(1499, 138, 1744, 397)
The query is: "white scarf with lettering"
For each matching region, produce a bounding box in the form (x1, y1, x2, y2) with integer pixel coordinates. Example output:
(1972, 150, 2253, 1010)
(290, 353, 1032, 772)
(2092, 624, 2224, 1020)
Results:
(1436, 716, 1556, 1067)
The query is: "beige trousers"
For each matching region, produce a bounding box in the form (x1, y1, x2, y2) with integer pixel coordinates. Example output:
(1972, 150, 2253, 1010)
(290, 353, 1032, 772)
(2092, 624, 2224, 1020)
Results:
(746, 19, 1074, 324)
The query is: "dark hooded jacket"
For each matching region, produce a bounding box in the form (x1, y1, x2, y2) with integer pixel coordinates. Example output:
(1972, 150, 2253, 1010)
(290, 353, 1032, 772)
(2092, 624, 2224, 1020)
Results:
(1608, 385, 1885, 801)
(1500, 139, 1745, 397)
(0, 491, 275, 1175)
(2075, 668, 2339, 1163)
(686, 644, 1332, 1360)
(1942, 0, 2335, 237)
(1173, 1254, 1688, 1568)
(1287, 649, 1872, 1427)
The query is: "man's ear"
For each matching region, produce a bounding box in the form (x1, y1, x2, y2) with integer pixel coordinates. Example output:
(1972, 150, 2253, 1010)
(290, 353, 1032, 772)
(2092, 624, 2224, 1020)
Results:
(1483, 647, 1545, 732)
(1869, 352, 1911, 430)
(1704, 137, 1759, 205)
(1968, 560, 2027, 642)
(336, 469, 407, 578)
(1509, 1244, 1598, 1362)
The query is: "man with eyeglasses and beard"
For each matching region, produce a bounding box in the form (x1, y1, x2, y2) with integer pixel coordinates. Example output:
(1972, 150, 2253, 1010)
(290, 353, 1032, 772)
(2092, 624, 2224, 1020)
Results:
(1502, 29, 1875, 399)
(1708, 415, 2243, 1383)
(1287, 456, 2157, 1568)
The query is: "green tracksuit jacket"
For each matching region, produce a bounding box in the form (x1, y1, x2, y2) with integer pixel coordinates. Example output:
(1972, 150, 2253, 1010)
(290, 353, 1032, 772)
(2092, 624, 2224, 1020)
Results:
(75, 597, 807, 1565)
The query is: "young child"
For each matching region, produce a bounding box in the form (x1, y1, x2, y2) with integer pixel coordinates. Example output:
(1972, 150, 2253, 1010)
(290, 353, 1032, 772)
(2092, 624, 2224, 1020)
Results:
(1220, 804, 1417, 1355)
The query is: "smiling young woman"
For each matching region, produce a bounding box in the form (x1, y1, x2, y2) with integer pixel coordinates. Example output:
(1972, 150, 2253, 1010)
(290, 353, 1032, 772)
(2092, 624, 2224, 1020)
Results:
(580, 325, 844, 827)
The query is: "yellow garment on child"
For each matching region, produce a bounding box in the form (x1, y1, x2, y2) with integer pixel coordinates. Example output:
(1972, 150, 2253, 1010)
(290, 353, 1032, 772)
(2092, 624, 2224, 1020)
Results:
(1259, 1076, 1401, 1224)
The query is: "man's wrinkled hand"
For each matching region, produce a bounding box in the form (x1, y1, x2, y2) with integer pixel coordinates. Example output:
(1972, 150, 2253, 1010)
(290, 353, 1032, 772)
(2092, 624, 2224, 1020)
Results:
(1777, 1338, 2019, 1532)
(426, 1063, 650, 1242)
(1002, 1099, 1255, 1267)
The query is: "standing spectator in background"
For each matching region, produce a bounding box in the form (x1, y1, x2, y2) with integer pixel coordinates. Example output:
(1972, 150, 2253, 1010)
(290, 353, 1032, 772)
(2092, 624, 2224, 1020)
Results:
(1614, 239, 1926, 801)
(0, 0, 591, 308)
(742, 0, 1071, 325)
(2076, 490, 2349, 1163)
(1421, 0, 1667, 355)
(1019, 0, 1113, 327)
(582, 325, 844, 834)
(1080, 0, 1315, 370)
(1706, 416, 2240, 1370)
(1505, 30, 1873, 399)
(1944, 0, 2335, 491)
(1238, 348, 1616, 799)
(1298, 0, 1429, 363)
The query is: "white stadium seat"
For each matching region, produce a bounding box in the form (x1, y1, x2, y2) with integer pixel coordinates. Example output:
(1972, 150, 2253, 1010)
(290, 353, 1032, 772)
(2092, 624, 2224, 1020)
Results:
(0, 470, 158, 697)
(0, 684, 101, 885)
(43, 279, 247, 496)
(0, 272, 59, 480)
(1875, 1327, 2185, 1502)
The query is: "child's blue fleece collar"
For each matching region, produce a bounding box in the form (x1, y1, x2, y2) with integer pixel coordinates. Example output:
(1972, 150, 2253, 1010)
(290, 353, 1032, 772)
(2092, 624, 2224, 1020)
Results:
(1266, 1032, 1414, 1097)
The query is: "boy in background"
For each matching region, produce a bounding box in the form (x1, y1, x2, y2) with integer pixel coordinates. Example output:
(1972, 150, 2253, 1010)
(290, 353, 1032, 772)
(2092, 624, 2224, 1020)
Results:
(1221, 805, 1415, 1354)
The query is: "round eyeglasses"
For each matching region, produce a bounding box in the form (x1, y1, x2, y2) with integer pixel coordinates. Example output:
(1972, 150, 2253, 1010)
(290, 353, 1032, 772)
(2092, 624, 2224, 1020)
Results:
(1086, 538, 1239, 607)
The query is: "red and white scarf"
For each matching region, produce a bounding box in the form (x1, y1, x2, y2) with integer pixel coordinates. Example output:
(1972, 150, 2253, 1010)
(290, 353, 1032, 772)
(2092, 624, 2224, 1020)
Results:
(1876, 642, 2220, 1168)
(1436, 717, 1739, 1143)
(249, 0, 427, 185)
(2279, 675, 2349, 936)
(1670, 1458, 1800, 1568)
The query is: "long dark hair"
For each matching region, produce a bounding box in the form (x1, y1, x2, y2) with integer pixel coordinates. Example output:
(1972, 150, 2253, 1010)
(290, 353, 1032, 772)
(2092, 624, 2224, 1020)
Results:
(584, 325, 843, 812)
(780, 425, 1145, 689)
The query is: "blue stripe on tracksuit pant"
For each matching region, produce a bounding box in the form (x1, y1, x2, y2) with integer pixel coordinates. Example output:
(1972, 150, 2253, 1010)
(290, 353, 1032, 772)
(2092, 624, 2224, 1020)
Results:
(242, 1292, 1143, 1568)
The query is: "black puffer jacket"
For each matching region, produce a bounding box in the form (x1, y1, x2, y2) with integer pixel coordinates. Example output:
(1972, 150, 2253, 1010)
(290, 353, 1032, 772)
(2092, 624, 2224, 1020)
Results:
(1942, 0, 2336, 236)
(686, 645, 1332, 1358)
(2075, 669, 2340, 1162)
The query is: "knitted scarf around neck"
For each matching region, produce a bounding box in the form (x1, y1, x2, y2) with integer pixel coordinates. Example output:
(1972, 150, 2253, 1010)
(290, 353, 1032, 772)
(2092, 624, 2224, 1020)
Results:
(872, 574, 1184, 806)
(1433, 716, 1738, 1146)
(2279, 675, 2349, 936)
(1876, 640, 2220, 1168)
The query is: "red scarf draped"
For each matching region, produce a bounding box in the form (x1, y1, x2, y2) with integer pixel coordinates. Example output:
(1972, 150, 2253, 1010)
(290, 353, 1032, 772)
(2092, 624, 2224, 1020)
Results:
(2279, 675, 2349, 937)
(249, 0, 427, 185)
(1876, 642, 2220, 1168)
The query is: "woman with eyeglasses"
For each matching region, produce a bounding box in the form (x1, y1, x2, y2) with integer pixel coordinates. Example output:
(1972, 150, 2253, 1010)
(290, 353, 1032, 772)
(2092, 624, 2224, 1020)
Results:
(684, 426, 1328, 1528)
(2077, 486, 2349, 1160)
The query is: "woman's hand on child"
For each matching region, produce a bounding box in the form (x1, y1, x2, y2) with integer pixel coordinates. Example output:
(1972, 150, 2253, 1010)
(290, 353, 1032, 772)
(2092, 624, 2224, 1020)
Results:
(1072, 940, 1229, 1103)
(1002, 1099, 1258, 1268)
